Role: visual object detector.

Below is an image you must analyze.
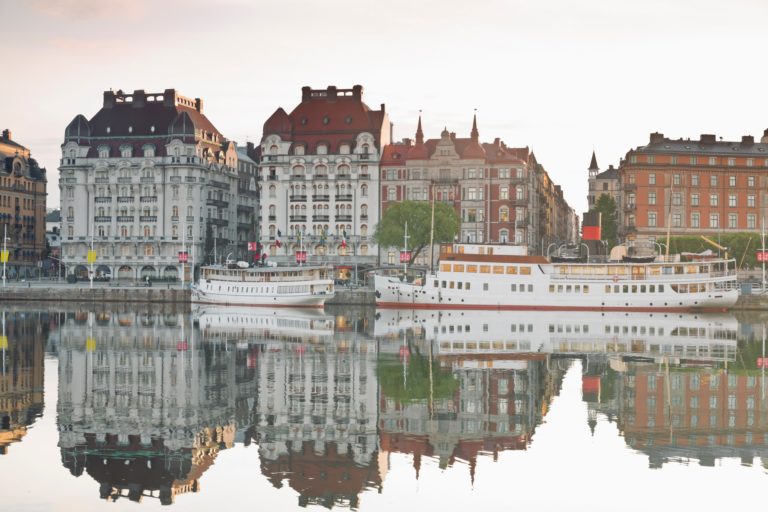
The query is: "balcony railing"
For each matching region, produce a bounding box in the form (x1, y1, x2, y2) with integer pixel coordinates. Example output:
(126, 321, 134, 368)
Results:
(359, 173, 370, 179)
(118, 177, 132, 183)
(117, 196, 134, 203)
(186, 216, 195, 222)
(290, 195, 307, 202)
(117, 216, 133, 222)
(312, 215, 330, 222)
(169, 175, 181, 183)
(95, 177, 110, 184)
(140, 177, 155, 183)
(139, 216, 157, 222)
(312, 194, 329, 201)
(95, 196, 111, 203)
(315, 175, 328, 180)
(335, 215, 352, 221)
(140, 196, 157, 203)
(289, 215, 307, 222)
(238, 222, 252, 230)
(624, 182, 637, 191)
(337, 174, 350, 180)
(291, 175, 305, 180)
(360, 214, 368, 221)
(268, 215, 276, 221)
(206, 198, 228, 208)
(335, 194, 353, 201)
(208, 218, 229, 226)
(95, 216, 111, 222)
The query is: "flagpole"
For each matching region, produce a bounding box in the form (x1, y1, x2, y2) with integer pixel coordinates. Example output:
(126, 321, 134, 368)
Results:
(181, 218, 186, 290)
(403, 221, 409, 278)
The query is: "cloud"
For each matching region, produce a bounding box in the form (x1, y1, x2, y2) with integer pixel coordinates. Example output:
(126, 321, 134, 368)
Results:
(26, 0, 147, 21)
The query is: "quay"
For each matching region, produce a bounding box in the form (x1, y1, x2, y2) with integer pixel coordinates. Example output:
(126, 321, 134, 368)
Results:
(0, 279, 375, 306)
(0, 279, 762, 309)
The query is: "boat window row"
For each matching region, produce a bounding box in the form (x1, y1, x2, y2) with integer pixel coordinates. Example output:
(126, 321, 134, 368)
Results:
(603, 284, 666, 294)
(277, 285, 311, 294)
(442, 263, 532, 275)
(548, 284, 590, 294)
(670, 283, 708, 293)
(549, 324, 590, 334)
(440, 340, 533, 351)
(511, 284, 534, 292)
(435, 280, 471, 290)
(556, 264, 711, 277)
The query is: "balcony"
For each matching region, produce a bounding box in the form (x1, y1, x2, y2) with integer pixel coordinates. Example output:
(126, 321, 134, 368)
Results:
(95, 177, 110, 184)
(117, 196, 134, 203)
(335, 215, 352, 222)
(171, 215, 179, 222)
(140, 176, 155, 183)
(623, 182, 637, 191)
(359, 173, 370, 180)
(267, 175, 277, 181)
(289, 215, 307, 222)
(185, 176, 197, 182)
(117, 216, 133, 222)
(335, 194, 353, 201)
(291, 174, 305, 180)
(268, 215, 276, 221)
(95, 196, 111, 203)
(360, 214, 368, 221)
(206, 198, 228, 208)
(624, 203, 636, 211)
(312, 194, 329, 202)
(314, 175, 328, 180)
(238, 222, 252, 230)
(169, 175, 181, 183)
(186, 215, 195, 223)
(312, 215, 330, 222)
(95, 216, 111, 222)
(264, 155, 278, 162)
(66, 216, 74, 222)
(290, 194, 307, 202)
(118, 177, 132, 183)
(337, 174, 350, 180)
(208, 218, 228, 227)
(139, 216, 157, 222)
(359, 153, 370, 160)
(140, 196, 157, 203)
(237, 204, 254, 213)
(209, 180, 230, 190)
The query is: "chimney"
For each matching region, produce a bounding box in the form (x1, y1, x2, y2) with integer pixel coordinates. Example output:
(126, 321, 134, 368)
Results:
(494, 137, 500, 147)
(700, 134, 716, 144)
(352, 84, 363, 100)
(741, 135, 755, 145)
(195, 98, 204, 113)
(246, 141, 255, 157)
(103, 90, 116, 108)
(1, 129, 10, 140)
(132, 89, 146, 108)
(762, 129, 768, 143)
(327, 86, 338, 101)
(380, 103, 385, 113)
(450, 132, 456, 141)
(402, 138, 412, 146)
(301, 86, 311, 101)
(649, 132, 664, 144)
(163, 89, 177, 108)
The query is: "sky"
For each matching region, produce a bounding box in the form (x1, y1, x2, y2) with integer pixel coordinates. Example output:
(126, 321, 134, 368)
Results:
(3, 0, 768, 216)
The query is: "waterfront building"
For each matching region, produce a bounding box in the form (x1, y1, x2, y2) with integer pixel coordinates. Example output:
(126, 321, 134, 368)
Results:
(59, 89, 242, 282)
(257, 85, 388, 278)
(234, 143, 260, 261)
(618, 131, 768, 243)
(380, 116, 576, 263)
(0, 129, 48, 279)
(586, 151, 620, 209)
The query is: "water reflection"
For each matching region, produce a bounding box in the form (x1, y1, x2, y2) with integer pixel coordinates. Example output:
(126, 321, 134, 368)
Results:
(0, 311, 47, 454)
(38, 305, 768, 507)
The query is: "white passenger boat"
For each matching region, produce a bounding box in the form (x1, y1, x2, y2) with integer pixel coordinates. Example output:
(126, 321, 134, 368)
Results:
(191, 264, 335, 307)
(374, 243, 738, 311)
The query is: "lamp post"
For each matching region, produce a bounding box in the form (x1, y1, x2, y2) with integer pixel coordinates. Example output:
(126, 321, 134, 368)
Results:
(1, 224, 8, 288)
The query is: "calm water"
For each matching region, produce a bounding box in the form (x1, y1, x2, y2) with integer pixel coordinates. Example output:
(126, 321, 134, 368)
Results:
(2, 303, 768, 511)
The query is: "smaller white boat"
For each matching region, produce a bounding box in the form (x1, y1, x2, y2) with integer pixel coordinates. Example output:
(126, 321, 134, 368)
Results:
(191, 263, 335, 307)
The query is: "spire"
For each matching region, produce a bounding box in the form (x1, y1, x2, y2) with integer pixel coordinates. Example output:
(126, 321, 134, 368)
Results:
(470, 110, 479, 141)
(589, 150, 599, 171)
(415, 111, 424, 145)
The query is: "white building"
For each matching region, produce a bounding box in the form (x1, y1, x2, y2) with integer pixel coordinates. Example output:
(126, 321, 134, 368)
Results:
(258, 85, 388, 279)
(59, 89, 242, 282)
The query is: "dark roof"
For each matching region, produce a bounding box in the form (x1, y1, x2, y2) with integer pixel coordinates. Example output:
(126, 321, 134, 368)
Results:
(632, 133, 768, 156)
(595, 166, 618, 180)
(589, 150, 599, 171)
(46, 210, 61, 222)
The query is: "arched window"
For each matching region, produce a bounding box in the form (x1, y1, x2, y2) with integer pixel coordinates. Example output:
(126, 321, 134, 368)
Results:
(120, 226, 128, 237)
(269, 205, 276, 216)
(361, 204, 368, 216)
(269, 225, 276, 237)
(67, 206, 74, 218)
(98, 146, 110, 159)
(269, 185, 276, 198)
(143, 225, 150, 237)
(317, 144, 327, 155)
(172, 225, 178, 238)
(361, 225, 368, 236)
(499, 229, 509, 243)
(144, 244, 154, 256)
(315, 164, 327, 175)
(172, 205, 178, 217)
(516, 186, 524, 201)
(269, 144, 278, 155)
(361, 184, 368, 197)
(499, 207, 509, 222)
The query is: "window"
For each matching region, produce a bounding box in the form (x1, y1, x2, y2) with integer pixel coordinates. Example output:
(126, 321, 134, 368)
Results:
(647, 155, 655, 164)
(499, 207, 509, 222)
(710, 175, 717, 187)
(709, 213, 719, 228)
(500, 186, 509, 200)
(748, 214, 756, 229)
(691, 212, 700, 228)
(709, 157, 717, 166)
(98, 146, 109, 159)
(691, 174, 699, 186)
(691, 193, 699, 206)
(387, 187, 396, 201)
(729, 175, 736, 186)
(748, 175, 755, 187)
(728, 158, 735, 167)
(516, 186, 524, 201)
(747, 158, 754, 167)
(728, 213, 738, 228)
(672, 213, 681, 227)
(748, 194, 755, 207)
(728, 194, 736, 207)
(648, 192, 656, 205)
(691, 156, 697, 165)
(710, 193, 718, 206)
(648, 212, 657, 227)
(649, 173, 656, 185)
(671, 156, 678, 165)
(672, 193, 681, 206)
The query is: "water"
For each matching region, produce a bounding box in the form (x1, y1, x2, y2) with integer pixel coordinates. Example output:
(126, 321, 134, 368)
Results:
(2, 303, 768, 511)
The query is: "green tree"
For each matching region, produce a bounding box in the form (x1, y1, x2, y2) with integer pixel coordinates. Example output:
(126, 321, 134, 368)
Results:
(589, 194, 618, 248)
(377, 349, 459, 402)
(373, 201, 459, 264)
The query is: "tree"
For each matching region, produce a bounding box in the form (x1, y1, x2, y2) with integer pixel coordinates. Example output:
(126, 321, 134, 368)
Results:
(373, 201, 459, 264)
(589, 194, 618, 248)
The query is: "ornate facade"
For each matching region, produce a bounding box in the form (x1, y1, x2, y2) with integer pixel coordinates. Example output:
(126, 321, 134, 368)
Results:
(257, 85, 388, 275)
(59, 89, 245, 282)
(0, 129, 47, 278)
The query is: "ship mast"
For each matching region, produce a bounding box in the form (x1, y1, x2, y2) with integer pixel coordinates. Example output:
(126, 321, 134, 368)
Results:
(429, 191, 435, 274)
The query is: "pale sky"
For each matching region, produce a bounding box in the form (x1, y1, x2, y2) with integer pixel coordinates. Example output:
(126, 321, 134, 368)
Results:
(4, 0, 768, 216)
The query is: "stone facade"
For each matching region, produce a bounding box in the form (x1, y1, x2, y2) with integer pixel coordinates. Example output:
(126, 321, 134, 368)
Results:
(59, 89, 245, 282)
(257, 85, 387, 276)
(0, 129, 47, 279)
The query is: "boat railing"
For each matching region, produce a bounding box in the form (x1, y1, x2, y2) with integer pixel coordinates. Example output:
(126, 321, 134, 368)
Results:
(548, 269, 737, 281)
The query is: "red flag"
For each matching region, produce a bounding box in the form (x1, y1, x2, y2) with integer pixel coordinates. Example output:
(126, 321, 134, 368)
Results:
(341, 238, 347, 248)
(247, 242, 257, 251)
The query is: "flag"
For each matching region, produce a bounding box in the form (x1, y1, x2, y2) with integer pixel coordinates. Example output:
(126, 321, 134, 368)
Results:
(247, 241, 257, 251)
(582, 211, 602, 241)
(341, 237, 347, 249)
(276, 239, 282, 248)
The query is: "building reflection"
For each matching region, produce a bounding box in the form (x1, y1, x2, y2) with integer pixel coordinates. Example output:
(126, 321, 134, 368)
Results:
(0, 311, 46, 454)
(57, 308, 257, 505)
(203, 305, 384, 509)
